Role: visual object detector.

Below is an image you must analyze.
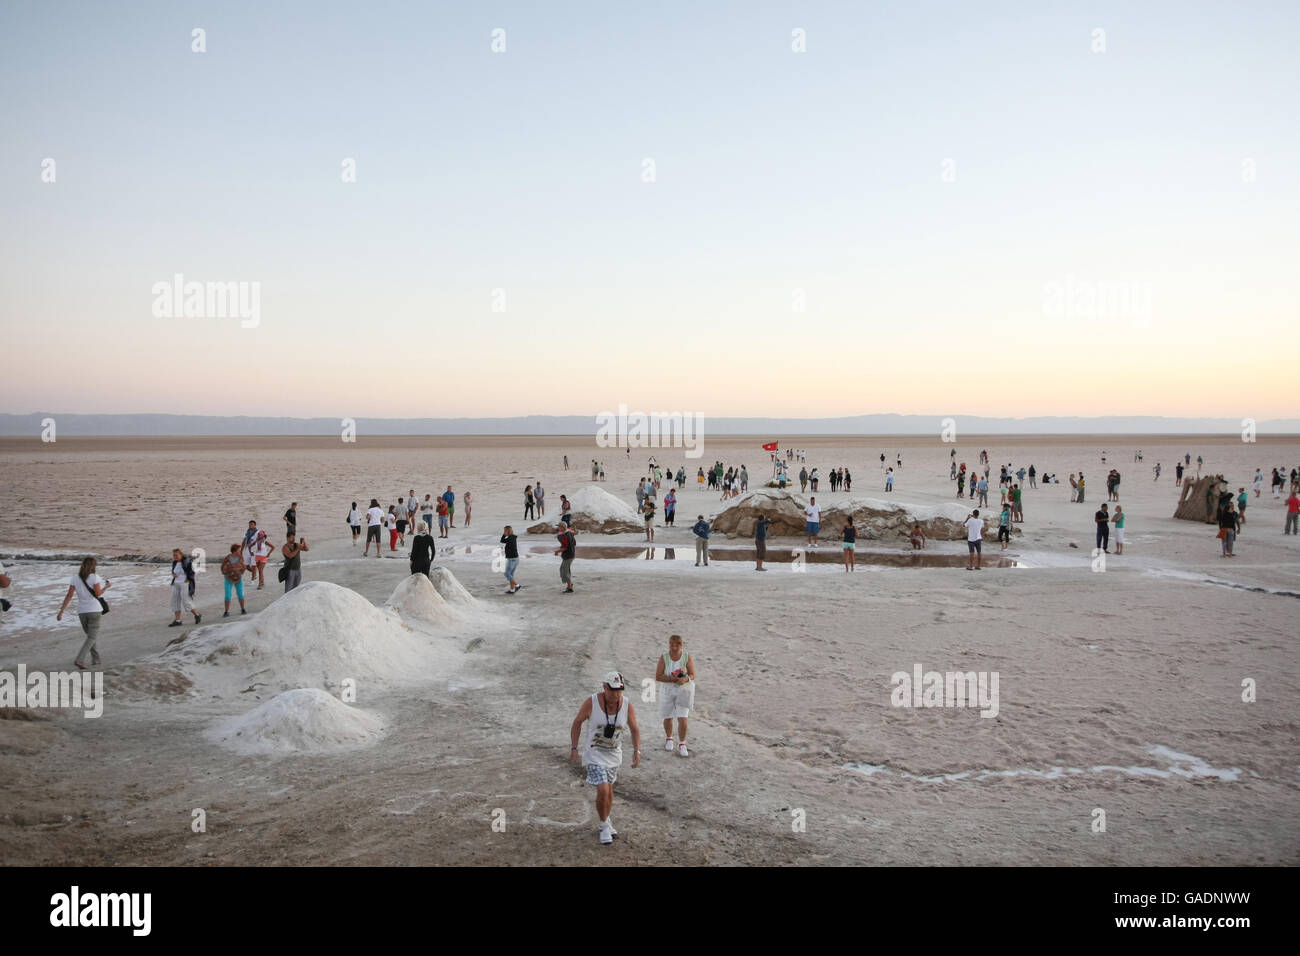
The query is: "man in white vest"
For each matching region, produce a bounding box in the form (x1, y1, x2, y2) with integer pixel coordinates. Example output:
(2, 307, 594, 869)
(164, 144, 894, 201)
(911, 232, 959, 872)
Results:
(569, 672, 642, 845)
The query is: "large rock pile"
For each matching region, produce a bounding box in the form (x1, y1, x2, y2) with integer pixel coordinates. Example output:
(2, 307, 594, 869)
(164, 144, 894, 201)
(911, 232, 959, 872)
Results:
(708, 489, 1015, 542)
(527, 485, 642, 534)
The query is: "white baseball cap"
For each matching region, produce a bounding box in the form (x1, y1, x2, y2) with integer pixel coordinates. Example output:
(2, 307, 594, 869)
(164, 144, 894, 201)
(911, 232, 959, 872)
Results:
(602, 671, 625, 690)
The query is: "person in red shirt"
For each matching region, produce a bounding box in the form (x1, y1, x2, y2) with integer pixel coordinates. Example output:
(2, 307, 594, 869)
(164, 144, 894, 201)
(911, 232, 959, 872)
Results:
(1285, 491, 1299, 536)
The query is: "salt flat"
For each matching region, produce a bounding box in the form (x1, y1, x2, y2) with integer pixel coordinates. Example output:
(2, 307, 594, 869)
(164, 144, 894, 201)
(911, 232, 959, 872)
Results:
(0, 434, 1297, 864)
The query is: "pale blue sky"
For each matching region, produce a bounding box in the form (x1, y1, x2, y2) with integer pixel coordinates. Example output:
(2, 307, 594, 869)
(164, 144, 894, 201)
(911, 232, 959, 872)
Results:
(2, 1, 1296, 418)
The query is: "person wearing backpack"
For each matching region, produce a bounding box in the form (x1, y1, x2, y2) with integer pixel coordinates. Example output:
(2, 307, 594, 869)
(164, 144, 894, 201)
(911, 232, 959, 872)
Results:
(168, 548, 201, 627)
(56, 556, 111, 668)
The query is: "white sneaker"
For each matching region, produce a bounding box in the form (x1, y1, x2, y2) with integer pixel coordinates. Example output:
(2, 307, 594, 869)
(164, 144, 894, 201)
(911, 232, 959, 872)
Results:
(606, 819, 617, 836)
(678, 743, 689, 757)
(599, 822, 613, 845)
(665, 738, 675, 751)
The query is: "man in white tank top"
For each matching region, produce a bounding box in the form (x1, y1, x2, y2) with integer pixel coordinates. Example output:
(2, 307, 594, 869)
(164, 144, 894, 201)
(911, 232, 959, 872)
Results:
(569, 672, 642, 845)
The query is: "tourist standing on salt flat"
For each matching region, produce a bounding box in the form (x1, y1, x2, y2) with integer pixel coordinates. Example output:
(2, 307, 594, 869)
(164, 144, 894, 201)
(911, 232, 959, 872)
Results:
(655, 635, 695, 757)
(1112, 506, 1126, 555)
(463, 491, 472, 526)
(442, 486, 456, 527)
(56, 557, 109, 668)
(555, 523, 577, 593)
(283, 502, 297, 538)
(406, 490, 419, 532)
(997, 503, 1012, 550)
(242, 521, 259, 583)
(641, 497, 656, 542)
(500, 526, 520, 593)
(663, 487, 677, 527)
(569, 672, 641, 846)
(409, 523, 435, 578)
(1094, 504, 1110, 554)
(805, 497, 821, 548)
(1284, 490, 1300, 535)
(436, 497, 450, 538)
(393, 499, 408, 547)
(347, 502, 361, 545)
(524, 484, 536, 520)
(965, 510, 984, 571)
(842, 517, 857, 571)
(363, 499, 383, 557)
(167, 548, 201, 627)
(220, 544, 247, 616)
(281, 531, 309, 592)
(692, 515, 711, 566)
(420, 493, 435, 533)
(1218, 500, 1240, 557)
(754, 514, 769, 571)
(251, 530, 275, 585)
(532, 482, 544, 518)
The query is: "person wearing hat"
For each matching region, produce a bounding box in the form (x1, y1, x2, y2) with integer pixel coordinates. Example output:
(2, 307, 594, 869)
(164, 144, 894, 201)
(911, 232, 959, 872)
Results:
(570, 671, 642, 845)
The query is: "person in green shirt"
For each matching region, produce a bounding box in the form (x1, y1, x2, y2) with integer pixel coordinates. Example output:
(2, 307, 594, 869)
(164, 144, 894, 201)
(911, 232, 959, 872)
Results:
(997, 504, 1012, 550)
(1111, 505, 1126, 555)
(1237, 488, 1248, 526)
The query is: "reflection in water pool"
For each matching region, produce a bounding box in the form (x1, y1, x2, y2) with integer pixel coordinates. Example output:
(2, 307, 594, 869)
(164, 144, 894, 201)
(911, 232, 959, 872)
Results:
(528, 546, 1024, 568)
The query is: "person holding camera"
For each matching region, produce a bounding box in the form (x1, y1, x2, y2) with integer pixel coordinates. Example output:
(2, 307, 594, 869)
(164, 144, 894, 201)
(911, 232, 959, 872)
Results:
(569, 672, 642, 846)
(655, 634, 696, 757)
(281, 531, 310, 592)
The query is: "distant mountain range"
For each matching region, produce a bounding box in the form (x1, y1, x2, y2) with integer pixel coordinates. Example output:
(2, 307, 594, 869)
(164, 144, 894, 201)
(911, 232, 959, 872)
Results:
(2, 412, 1297, 436)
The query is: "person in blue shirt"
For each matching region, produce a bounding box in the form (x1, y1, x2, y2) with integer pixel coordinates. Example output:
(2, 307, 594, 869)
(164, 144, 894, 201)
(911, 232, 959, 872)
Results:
(754, 514, 769, 571)
(692, 516, 711, 567)
(442, 486, 455, 528)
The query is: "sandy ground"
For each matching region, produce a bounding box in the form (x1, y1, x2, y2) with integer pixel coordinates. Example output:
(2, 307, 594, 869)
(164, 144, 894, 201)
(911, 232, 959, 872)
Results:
(1, 434, 1298, 865)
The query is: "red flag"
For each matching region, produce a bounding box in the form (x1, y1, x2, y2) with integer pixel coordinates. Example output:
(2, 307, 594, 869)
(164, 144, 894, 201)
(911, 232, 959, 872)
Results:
(762, 442, 778, 451)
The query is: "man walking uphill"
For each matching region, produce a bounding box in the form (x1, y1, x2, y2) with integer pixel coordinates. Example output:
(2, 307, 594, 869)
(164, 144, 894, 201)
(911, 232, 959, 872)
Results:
(569, 672, 641, 846)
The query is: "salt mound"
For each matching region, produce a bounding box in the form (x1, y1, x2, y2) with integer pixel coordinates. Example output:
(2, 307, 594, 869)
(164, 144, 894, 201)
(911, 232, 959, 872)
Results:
(159, 580, 460, 694)
(568, 485, 642, 523)
(710, 490, 994, 541)
(208, 688, 385, 756)
(428, 566, 476, 606)
(526, 485, 642, 533)
(385, 573, 457, 626)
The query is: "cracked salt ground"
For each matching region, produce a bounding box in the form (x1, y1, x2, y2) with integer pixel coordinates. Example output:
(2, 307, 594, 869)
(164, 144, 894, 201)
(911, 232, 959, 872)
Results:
(841, 745, 1254, 784)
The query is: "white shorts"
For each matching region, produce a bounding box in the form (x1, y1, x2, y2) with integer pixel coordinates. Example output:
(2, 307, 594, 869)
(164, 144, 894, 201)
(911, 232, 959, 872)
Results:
(659, 681, 695, 719)
(1115, 528, 1125, 543)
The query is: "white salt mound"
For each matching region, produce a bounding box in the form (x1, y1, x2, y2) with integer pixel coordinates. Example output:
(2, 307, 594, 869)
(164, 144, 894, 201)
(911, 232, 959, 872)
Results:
(568, 485, 642, 523)
(160, 579, 463, 693)
(385, 573, 457, 626)
(428, 566, 477, 606)
(208, 688, 385, 756)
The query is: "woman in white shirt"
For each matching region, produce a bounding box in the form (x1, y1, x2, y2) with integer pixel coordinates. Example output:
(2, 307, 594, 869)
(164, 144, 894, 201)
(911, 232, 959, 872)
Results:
(55, 556, 111, 669)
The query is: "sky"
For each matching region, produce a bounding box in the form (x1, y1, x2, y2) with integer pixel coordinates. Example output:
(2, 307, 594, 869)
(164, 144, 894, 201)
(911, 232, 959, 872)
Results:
(1, 0, 1297, 421)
